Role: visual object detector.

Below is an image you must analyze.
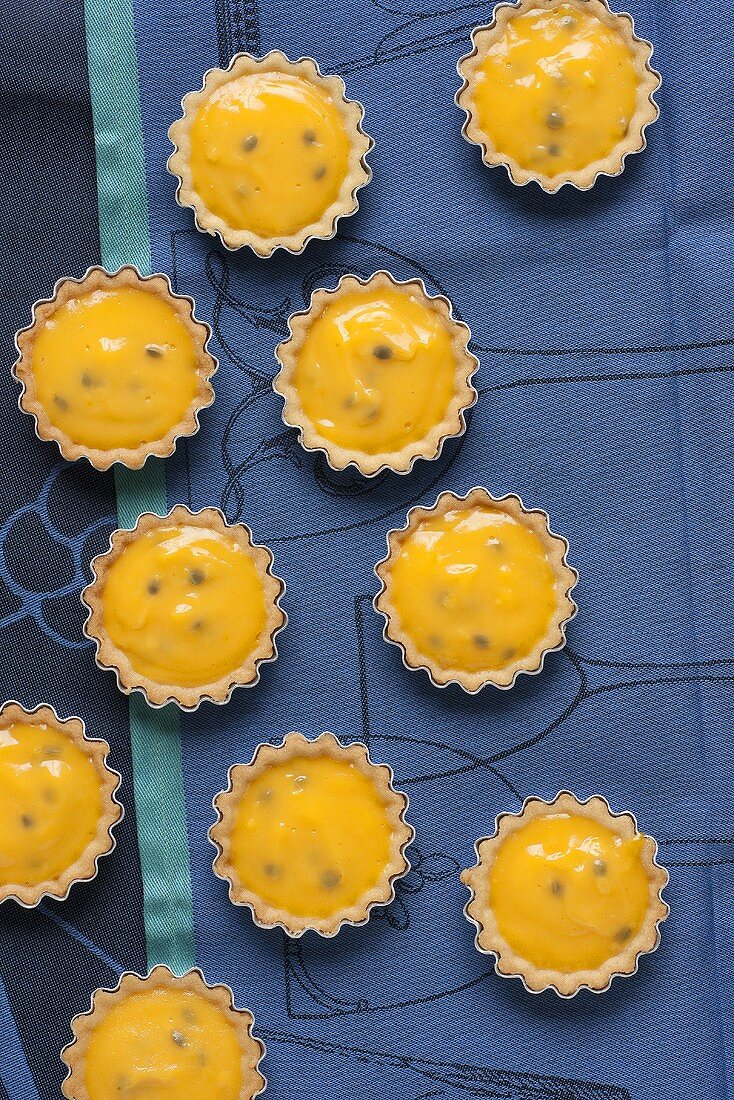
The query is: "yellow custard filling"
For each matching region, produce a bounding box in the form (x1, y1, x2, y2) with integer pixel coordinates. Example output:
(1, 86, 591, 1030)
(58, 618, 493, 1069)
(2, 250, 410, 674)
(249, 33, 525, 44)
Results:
(101, 525, 267, 688)
(490, 813, 650, 972)
(31, 287, 201, 451)
(293, 286, 459, 455)
(388, 506, 557, 673)
(0, 722, 102, 889)
(230, 756, 393, 918)
(470, 3, 639, 175)
(83, 988, 244, 1100)
(190, 71, 352, 238)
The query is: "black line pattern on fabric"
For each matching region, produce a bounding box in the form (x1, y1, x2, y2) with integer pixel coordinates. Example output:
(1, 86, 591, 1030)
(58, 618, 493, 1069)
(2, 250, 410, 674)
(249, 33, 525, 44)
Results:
(215, 0, 260, 64)
(352, 593, 734, 842)
(167, 231, 734, 541)
(260, 1031, 633, 1098)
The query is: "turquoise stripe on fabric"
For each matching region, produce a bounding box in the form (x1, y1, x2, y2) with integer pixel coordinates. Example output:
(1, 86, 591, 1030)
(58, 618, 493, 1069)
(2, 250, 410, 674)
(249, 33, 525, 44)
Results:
(83, 0, 196, 974)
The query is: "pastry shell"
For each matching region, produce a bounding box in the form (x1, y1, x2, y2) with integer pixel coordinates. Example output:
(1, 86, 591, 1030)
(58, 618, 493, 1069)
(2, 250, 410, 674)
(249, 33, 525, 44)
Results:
(81, 506, 286, 710)
(461, 791, 670, 996)
(168, 51, 373, 257)
(273, 271, 479, 476)
(0, 701, 122, 907)
(60, 965, 266, 1100)
(456, 0, 661, 192)
(210, 731, 414, 937)
(13, 266, 217, 470)
(374, 487, 577, 692)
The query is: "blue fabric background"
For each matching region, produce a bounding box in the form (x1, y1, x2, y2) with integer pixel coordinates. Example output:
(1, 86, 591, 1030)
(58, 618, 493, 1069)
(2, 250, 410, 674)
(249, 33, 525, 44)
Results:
(0, 3, 147, 1098)
(0, 0, 732, 1095)
(132, 0, 734, 1096)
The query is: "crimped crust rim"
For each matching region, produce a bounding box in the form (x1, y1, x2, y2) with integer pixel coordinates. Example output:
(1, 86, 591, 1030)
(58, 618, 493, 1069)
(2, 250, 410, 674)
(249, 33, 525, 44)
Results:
(456, 0, 661, 193)
(60, 965, 266, 1100)
(374, 487, 578, 692)
(460, 791, 670, 996)
(273, 270, 479, 477)
(81, 506, 287, 710)
(0, 701, 122, 907)
(210, 731, 414, 937)
(12, 266, 217, 471)
(168, 51, 373, 257)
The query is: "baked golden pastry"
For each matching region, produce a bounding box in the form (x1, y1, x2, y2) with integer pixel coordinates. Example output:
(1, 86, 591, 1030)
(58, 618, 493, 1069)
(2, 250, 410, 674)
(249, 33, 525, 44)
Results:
(168, 51, 372, 256)
(82, 506, 286, 709)
(456, 0, 660, 191)
(462, 792, 669, 995)
(274, 271, 478, 475)
(61, 965, 265, 1100)
(375, 488, 577, 690)
(0, 701, 121, 906)
(13, 266, 216, 469)
(210, 732, 413, 936)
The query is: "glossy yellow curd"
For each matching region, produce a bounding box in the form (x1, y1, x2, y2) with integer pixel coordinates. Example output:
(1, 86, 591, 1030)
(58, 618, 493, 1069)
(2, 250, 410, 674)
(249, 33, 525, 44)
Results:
(101, 525, 267, 689)
(490, 812, 650, 972)
(0, 722, 102, 889)
(189, 71, 352, 238)
(388, 505, 557, 673)
(30, 287, 202, 451)
(292, 285, 459, 455)
(83, 988, 244, 1100)
(469, 3, 639, 176)
(229, 755, 393, 919)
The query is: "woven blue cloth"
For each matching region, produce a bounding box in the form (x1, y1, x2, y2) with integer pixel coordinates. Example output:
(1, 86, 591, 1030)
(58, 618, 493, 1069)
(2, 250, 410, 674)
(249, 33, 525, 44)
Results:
(133, 0, 734, 1096)
(0, 2, 146, 1097)
(1, 0, 733, 1095)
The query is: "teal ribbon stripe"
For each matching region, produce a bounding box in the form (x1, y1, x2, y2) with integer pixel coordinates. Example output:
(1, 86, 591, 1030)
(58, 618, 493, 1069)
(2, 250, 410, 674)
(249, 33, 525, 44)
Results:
(83, 0, 196, 974)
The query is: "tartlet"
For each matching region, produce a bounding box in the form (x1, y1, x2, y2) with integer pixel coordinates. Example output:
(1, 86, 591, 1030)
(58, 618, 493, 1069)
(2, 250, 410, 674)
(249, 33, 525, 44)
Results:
(461, 792, 669, 996)
(61, 965, 265, 1100)
(456, 0, 660, 192)
(273, 271, 478, 476)
(374, 488, 577, 691)
(13, 266, 216, 470)
(168, 51, 373, 257)
(210, 731, 414, 936)
(0, 701, 122, 907)
(82, 506, 286, 710)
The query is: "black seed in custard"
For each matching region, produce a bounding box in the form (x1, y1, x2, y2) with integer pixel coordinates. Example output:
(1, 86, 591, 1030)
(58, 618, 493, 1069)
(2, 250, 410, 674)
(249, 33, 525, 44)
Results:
(182, 1007, 197, 1024)
(343, 394, 357, 409)
(550, 879, 564, 897)
(264, 862, 282, 878)
(373, 344, 393, 360)
(147, 578, 160, 595)
(242, 134, 258, 151)
(502, 646, 517, 660)
(303, 128, 318, 145)
(473, 633, 490, 649)
(615, 925, 632, 943)
(548, 143, 561, 157)
(81, 371, 95, 388)
(313, 164, 327, 181)
(43, 789, 57, 804)
(53, 394, 69, 411)
(191, 618, 204, 632)
(145, 344, 164, 358)
(593, 858, 607, 876)
(189, 568, 205, 585)
(321, 869, 342, 890)
(20, 814, 34, 829)
(171, 1029, 188, 1047)
(546, 110, 564, 130)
